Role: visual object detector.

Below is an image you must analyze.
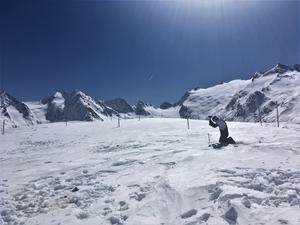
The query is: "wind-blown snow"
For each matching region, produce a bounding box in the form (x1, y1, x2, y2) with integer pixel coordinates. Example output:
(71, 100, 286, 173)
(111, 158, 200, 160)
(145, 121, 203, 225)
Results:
(1, 118, 300, 225)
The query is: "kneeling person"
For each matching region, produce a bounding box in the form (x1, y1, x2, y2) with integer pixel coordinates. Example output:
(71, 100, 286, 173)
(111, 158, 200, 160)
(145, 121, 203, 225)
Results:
(208, 116, 235, 144)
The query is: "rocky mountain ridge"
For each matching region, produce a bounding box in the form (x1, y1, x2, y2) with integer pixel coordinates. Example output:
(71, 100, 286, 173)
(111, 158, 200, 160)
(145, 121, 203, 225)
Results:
(1, 63, 299, 127)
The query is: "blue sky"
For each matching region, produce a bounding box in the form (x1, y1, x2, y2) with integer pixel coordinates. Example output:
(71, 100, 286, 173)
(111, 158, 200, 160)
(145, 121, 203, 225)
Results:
(0, 0, 299, 105)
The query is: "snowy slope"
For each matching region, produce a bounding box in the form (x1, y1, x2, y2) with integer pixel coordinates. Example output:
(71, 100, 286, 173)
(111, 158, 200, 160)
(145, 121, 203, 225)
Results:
(25, 101, 49, 124)
(225, 64, 300, 122)
(0, 91, 37, 127)
(179, 64, 300, 123)
(179, 79, 250, 119)
(1, 118, 300, 225)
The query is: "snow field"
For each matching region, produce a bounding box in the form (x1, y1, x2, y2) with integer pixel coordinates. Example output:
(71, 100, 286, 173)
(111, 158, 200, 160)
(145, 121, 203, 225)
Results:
(0, 118, 300, 225)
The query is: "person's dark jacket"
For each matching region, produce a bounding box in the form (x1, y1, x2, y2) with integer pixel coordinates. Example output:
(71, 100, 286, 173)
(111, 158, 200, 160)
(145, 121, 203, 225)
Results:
(209, 116, 234, 144)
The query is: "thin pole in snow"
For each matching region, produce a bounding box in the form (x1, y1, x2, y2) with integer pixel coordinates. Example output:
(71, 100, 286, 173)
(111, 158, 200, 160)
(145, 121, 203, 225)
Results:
(187, 117, 190, 130)
(138, 115, 140, 121)
(2, 120, 5, 135)
(258, 108, 262, 126)
(207, 133, 211, 145)
(276, 101, 279, 127)
(118, 116, 120, 127)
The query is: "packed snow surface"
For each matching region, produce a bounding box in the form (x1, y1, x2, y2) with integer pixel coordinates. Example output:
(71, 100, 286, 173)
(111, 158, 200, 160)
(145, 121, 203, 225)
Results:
(1, 118, 300, 225)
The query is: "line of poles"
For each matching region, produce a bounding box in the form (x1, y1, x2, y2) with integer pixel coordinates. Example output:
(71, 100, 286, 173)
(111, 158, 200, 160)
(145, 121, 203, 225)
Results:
(0, 101, 282, 135)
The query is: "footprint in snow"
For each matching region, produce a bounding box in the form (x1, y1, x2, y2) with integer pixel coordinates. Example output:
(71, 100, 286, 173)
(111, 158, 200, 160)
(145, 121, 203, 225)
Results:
(181, 209, 198, 219)
(129, 192, 146, 201)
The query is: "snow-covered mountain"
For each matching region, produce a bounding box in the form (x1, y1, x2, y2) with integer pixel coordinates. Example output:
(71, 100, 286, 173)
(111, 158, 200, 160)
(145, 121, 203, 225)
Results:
(178, 64, 300, 123)
(133, 101, 151, 116)
(104, 98, 134, 114)
(41, 90, 117, 122)
(0, 91, 37, 127)
(178, 79, 249, 119)
(2, 63, 300, 127)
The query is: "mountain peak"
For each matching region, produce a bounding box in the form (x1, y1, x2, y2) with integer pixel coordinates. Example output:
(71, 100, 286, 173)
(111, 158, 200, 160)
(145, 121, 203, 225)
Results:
(135, 100, 151, 116)
(293, 64, 300, 72)
(41, 90, 117, 122)
(0, 91, 36, 127)
(70, 89, 85, 96)
(53, 92, 63, 98)
(0, 91, 20, 107)
(252, 63, 296, 81)
(263, 63, 293, 75)
(104, 98, 134, 114)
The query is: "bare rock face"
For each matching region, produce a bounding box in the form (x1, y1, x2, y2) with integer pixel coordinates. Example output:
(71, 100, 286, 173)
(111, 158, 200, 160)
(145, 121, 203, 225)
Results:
(160, 101, 173, 110)
(134, 101, 150, 116)
(293, 64, 300, 72)
(228, 91, 267, 119)
(179, 105, 191, 119)
(105, 98, 134, 114)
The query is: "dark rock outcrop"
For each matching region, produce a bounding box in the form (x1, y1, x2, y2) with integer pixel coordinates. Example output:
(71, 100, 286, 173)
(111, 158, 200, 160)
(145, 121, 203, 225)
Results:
(105, 98, 134, 113)
(160, 102, 173, 109)
(134, 101, 150, 116)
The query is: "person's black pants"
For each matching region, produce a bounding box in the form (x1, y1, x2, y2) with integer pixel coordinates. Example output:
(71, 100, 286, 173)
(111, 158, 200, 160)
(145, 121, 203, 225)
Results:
(219, 128, 236, 144)
(219, 128, 229, 143)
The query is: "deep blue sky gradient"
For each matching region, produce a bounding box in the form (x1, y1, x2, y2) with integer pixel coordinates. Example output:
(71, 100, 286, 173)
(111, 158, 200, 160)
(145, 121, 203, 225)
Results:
(0, 0, 299, 105)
